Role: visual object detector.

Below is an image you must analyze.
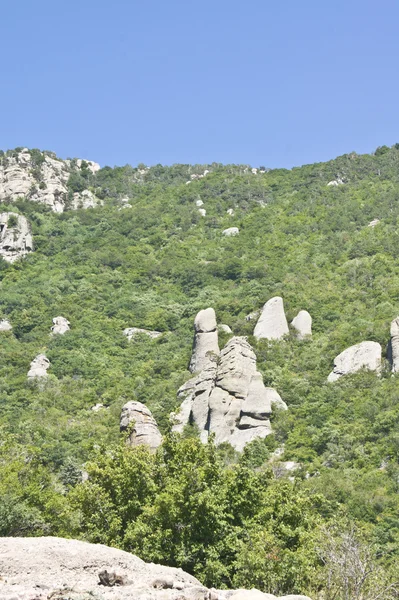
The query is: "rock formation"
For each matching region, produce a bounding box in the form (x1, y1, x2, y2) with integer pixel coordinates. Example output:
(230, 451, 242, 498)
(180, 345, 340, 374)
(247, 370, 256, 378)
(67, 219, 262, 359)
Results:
(174, 331, 286, 451)
(0, 319, 12, 331)
(0, 537, 313, 600)
(120, 401, 162, 451)
(222, 227, 239, 236)
(27, 354, 50, 379)
(189, 308, 220, 374)
(51, 316, 70, 335)
(123, 327, 162, 341)
(254, 297, 289, 341)
(218, 324, 232, 334)
(389, 316, 399, 373)
(328, 341, 382, 382)
(291, 310, 312, 339)
(0, 148, 100, 213)
(0, 212, 33, 262)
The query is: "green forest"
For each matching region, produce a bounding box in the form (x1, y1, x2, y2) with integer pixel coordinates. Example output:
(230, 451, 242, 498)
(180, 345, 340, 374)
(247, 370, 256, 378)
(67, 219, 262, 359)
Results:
(1, 145, 399, 598)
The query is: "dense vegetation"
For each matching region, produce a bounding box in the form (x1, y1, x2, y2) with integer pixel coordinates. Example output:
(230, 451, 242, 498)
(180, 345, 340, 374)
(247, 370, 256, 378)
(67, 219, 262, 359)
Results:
(1, 145, 399, 598)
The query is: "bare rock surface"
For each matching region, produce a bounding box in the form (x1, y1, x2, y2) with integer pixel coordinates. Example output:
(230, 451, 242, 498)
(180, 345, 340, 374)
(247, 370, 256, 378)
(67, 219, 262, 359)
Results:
(51, 316, 70, 335)
(124, 327, 162, 341)
(218, 324, 232, 334)
(0, 318, 12, 331)
(222, 227, 239, 236)
(27, 354, 50, 379)
(389, 316, 399, 373)
(189, 308, 220, 373)
(291, 310, 312, 339)
(0, 212, 33, 262)
(254, 297, 289, 341)
(120, 401, 162, 451)
(328, 341, 382, 382)
(0, 149, 100, 212)
(0, 537, 312, 600)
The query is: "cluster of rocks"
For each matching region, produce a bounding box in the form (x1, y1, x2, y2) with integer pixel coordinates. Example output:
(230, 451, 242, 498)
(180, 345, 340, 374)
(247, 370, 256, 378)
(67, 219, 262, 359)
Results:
(0, 148, 100, 212)
(123, 327, 162, 341)
(253, 296, 312, 341)
(0, 212, 33, 262)
(185, 169, 210, 185)
(172, 308, 286, 451)
(27, 316, 71, 379)
(0, 537, 312, 600)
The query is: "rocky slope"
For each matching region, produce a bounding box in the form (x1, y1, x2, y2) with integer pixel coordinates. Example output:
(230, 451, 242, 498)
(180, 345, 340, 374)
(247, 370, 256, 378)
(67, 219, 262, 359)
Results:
(0, 537, 312, 600)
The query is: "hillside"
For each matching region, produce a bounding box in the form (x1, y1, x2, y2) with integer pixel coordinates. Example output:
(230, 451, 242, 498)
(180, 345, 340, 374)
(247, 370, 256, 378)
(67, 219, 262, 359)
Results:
(1, 145, 399, 598)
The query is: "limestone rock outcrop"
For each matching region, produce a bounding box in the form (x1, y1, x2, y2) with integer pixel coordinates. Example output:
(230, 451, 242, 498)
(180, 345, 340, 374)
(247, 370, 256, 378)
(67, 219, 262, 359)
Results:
(189, 308, 220, 373)
(120, 401, 162, 451)
(389, 316, 399, 373)
(0, 537, 313, 600)
(0, 148, 100, 213)
(174, 333, 286, 451)
(123, 327, 162, 341)
(218, 324, 232, 334)
(51, 316, 70, 335)
(27, 354, 50, 379)
(0, 319, 12, 331)
(254, 297, 289, 341)
(291, 310, 312, 339)
(328, 341, 382, 382)
(222, 227, 239, 236)
(0, 212, 33, 262)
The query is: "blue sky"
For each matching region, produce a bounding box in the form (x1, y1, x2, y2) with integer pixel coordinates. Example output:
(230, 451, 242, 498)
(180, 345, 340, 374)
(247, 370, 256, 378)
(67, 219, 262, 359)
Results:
(1, 0, 398, 169)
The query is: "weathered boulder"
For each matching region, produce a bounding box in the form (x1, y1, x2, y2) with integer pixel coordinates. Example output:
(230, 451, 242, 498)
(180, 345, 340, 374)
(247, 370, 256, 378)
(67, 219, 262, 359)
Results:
(218, 324, 232, 334)
(0, 319, 12, 331)
(27, 354, 50, 379)
(389, 317, 399, 373)
(254, 297, 289, 341)
(189, 308, 220, 373)
(0, 148, 100, 212)
(123, 327, 162, 341)
(0, 212, 33, 262)
(328, 341, 382, 382)
(174, 335, 286, 451)
(222, 227, 239, 236)
(291, 310, 312, 339)
(51, 316, 70, 335)
(120, 401, 162, 451)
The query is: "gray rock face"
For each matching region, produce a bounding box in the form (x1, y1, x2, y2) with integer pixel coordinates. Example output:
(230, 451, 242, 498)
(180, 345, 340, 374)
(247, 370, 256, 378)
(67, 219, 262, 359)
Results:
(123, 327, 162, 341)
(27, 354, 50, 379)
(291, 310, 312, 339)
(390, 317, 399, 373)
(120, 401, 162, 451)
(0, 319, 12, 331)
(218, 324, 232, 334)
(51, 316, 70, 335)
(254, 297, 289, 341)
(189, 308, 220, 374)
(222, 227, 239, 236)
(0, 212, 33, 262)
(328, 341, 382, 382)
(174, 336, 286, 451)
(0, 149, 100, 213)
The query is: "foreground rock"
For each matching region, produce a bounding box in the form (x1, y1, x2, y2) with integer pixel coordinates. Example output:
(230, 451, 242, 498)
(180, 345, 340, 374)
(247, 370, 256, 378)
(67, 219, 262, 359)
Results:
(328, 341, 382, 382)
(124, 327, 162, 341)
(389, 316, 399, 373)
(189, 308, 220, 373)
(0, 537, 312, 600)
(0, 148, 100, 212)
(120, 401, 162, 451)
(51, 316, 70, 335)
(0, 212, 33, 262)
(291, 310, 312, 339)
(174, 335, 286, 451)
(254, 297, 289, 341)
(27, 354, 50, 379)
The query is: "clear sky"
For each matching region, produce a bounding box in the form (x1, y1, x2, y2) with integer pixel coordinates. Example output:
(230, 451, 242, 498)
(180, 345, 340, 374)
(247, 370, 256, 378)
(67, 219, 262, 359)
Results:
(1, 0, 398, 169)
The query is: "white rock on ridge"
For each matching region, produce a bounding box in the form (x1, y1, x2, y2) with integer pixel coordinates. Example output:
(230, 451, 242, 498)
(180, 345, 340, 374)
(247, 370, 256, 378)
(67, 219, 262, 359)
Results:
(174, 334, 286, 451)
(218, 324, 232, 334)
(124, 327, 162, 341)
(227, 208, 234, 216)
(222, 227, 239, 236)
(389, 316, 399, 373)
(196, 199, 204, 207)
(189, 308, 220, 374)
(51, 316, 70, 335)
(0, 319, 12, 331)
(327, 178, 344, 186)
(291, 310, 312, 339)
(368, 218, 380, 228)
(254, 297, 289, 341)
(0, 149, 100, 212)
(328, 341, 382, 382)
(198, 208, 206, 216)
(120, 401, 162, 451)
(27, 354, 50, 379)
(0, 212, 33, 263)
